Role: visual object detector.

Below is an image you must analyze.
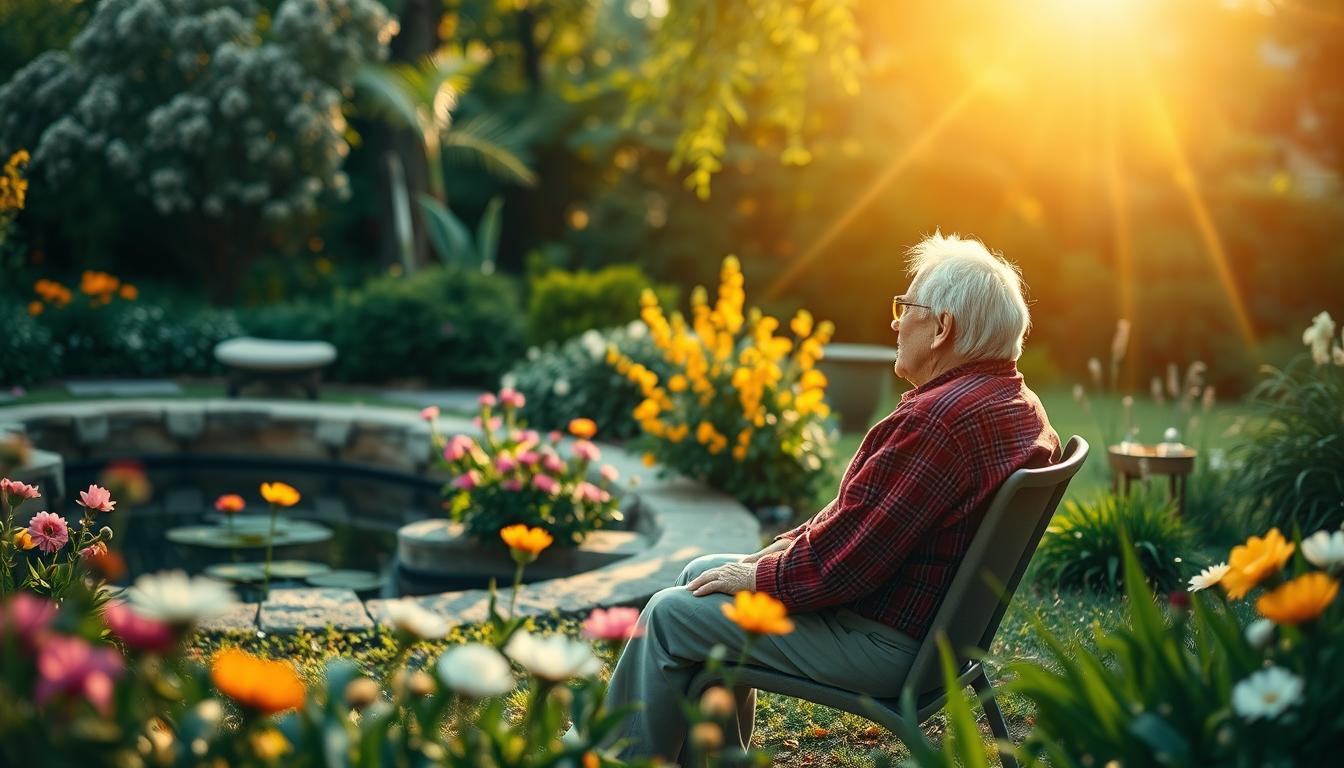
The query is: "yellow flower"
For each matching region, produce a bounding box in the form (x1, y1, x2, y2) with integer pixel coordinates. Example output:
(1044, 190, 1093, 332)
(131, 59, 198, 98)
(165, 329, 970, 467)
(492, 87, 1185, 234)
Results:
(731, 445, 747, 461)
(722, 591, 794, 635)
(696, 421, 718, 445)
(1222, 528, 1295, 599)
(668, 374, 688, 392)
(641, 452, 657, 467)
(1256, 572, 1339, 625)
(790, 309, 814, 338)
(633, 399, 661, 421)
(211, 649, 306, 714)
(13, 529, 36, 550)
(568, 418, 598, 439)
(260, 482, 301, 507)
(500, 524, 553, 556)
(800, 369, 827, 390)
(667, 424, 689, 443)
(251, 728, 292, 760)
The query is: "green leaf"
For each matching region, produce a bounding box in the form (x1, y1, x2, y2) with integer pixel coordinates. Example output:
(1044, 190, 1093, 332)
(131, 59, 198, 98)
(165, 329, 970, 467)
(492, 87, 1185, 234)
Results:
(418, 195, 474, 266)
(477, 196, 505, 272)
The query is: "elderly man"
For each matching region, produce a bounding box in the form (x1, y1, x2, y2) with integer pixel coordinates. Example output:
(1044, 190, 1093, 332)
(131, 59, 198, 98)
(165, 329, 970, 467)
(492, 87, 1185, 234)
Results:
(601, 232, 1061, 761)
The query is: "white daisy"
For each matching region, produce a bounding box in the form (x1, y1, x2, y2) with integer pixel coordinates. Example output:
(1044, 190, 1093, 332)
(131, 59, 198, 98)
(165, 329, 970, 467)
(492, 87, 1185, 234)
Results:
(504, 630, 602, 682)
(1301, 529, 1344, 571)
(382, 600, 451, 640)
(1188, 562, 1230, 592)
(1232, 667, 1303, 721)
(126, 570, 238, 625)
(437, 643, 514, 698)
(1244, 619, 1275, 650)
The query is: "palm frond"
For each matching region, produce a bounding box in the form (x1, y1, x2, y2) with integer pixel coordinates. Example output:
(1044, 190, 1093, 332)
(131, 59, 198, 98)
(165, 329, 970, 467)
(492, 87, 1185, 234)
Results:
(442, 114, 537, 187)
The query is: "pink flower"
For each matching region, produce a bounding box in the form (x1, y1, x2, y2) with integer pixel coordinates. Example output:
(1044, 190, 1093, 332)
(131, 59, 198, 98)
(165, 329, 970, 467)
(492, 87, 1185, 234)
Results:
(518, 451, 540, 467)
(27, 511, 69, 553)
(444, 435, 475, 462)
(420, 406, 441, 421)
(0, 478, 41, 501)
(80, 541, 108, 561)
(547, 431, 563, 444)
(533, 474, 559, 495)
(77, 484, 116, 513)
(542, 454, 566, 474)
(502, 478, 523, 492)
(452, 471, 482, 490)
(0, 592, 57, 648)
(573, 440, 601, 462)
(471, 416, 503, 432)
(577, 482, 605, 504)
(583, 607, 644, 642)
(102, 602, 177, 654)
(495, 454, 519, 473)
(600, 464, 620, 483)
(499, 387, 525, 409)
(35, 634, 124, 715)
(478, 393, 497, 408)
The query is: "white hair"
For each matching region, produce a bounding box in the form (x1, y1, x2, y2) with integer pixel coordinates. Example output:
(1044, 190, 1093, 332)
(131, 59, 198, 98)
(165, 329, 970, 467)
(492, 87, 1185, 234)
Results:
(906, 232, 1031, 361)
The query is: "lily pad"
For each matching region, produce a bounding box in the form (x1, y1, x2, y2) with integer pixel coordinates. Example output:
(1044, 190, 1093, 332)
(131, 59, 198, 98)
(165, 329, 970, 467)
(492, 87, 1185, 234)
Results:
(166, 520, 333, 549)
(305, 570, 384, 591)
(267, 560, 332, 579)
(204, 562, 267, 583)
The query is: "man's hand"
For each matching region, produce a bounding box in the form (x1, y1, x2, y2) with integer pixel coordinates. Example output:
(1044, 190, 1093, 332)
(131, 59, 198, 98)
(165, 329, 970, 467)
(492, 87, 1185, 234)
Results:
(740, 538, 790, 564)
(687, 561, 757, 597)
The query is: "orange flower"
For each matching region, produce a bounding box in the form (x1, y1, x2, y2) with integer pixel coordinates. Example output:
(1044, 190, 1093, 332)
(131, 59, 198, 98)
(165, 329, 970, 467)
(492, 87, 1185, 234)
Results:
(568, 418, 598, 439)
(1222, 528, 1295, 599)
(211, 648, 306, 714)
(500, 524, 553, 560)
(259, 482, 301, 507)
(722, 591, 794, 636)
(27, 301, 42, 316)
(86, 548, 127, 581)
(1256, 572, 1339, 625)
(119, 284, 138, 301)
(13, 528, 35, 550)
(214, 494, 246, 514)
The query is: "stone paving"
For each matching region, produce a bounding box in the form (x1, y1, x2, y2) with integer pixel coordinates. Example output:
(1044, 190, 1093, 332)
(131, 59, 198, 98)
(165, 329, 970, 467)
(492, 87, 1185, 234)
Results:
(1, 398, 762, 634)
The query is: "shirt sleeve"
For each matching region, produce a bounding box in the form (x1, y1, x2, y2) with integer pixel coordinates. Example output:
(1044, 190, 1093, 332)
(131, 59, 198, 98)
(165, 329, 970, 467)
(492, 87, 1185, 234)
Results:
(772, 498, 835, 542)
(754, 410, 968, 613)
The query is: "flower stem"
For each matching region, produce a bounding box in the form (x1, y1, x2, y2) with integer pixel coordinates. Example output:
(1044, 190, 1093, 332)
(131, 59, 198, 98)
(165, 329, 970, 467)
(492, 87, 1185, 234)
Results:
(261, 503, 278, 599)
(509, 560, 524, 618)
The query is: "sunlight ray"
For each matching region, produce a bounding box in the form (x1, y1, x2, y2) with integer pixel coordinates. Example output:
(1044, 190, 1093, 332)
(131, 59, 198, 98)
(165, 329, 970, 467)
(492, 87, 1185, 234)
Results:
(763, 71, 993, 300)
(1141, 68, 1259, 348)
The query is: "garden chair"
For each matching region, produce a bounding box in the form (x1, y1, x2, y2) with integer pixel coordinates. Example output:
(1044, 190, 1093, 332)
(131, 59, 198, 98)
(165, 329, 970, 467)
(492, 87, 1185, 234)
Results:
(689, 435, 1090, 768)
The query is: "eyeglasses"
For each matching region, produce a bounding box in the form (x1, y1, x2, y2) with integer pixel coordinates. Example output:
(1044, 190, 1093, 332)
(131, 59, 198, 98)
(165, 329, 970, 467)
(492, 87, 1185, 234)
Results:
(892, 296, 932, 322)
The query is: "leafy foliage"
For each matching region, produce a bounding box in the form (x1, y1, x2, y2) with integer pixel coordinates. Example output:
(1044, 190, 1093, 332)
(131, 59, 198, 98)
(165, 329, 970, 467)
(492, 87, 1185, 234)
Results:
(527, 264, 675, 346)
(1032, 488, 1192, 593)
(1232, 354, 1344, 533)
(0, 303, 59, 388)
(508, 323, 674, 441)
(331, 267, 526, 386)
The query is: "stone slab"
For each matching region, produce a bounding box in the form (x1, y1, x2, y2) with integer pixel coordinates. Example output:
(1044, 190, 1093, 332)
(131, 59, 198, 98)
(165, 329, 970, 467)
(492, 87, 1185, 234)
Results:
(64, 379, 184, 397)
(378, 389, 486, 415)
(260, 587, 373, 633)
(195, 602, 260, 633)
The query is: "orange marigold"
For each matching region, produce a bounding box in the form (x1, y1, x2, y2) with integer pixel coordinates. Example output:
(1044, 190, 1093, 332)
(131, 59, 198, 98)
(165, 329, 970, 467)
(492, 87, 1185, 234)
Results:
(722, 591, 794, 636)
(260, 482, 301, 507)
(500, 524, 553, 557)
(568, 418, 598, 439)
(211, 648, 306, 714)
(1222, 528, 1295, 599)
(1256, 572, 1339, 625)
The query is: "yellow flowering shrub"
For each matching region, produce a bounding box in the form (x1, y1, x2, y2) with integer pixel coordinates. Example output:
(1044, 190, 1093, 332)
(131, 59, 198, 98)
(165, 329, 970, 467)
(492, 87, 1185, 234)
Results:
(609, 255, 835, 509)
(0, 149, 28, 246)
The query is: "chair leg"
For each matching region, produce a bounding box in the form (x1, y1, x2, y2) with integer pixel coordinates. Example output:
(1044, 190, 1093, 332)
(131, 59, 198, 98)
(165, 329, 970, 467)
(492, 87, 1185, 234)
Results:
(971, 670, 1017, 768)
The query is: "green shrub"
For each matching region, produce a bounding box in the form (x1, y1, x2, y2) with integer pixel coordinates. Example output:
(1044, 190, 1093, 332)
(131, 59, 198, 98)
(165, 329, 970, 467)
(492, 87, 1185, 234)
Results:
(39, 300, 242, 379)
(238, 300, 336, 342)
(506, 323, 674, 440)
(332, 267, 525, 386)
(1181, 456, 1247, 547)
(1032, 488, 1192, 593)
(1232, 354, 1344, 533)
(527, 265, 676, 346)
(0, 301, 59, 388)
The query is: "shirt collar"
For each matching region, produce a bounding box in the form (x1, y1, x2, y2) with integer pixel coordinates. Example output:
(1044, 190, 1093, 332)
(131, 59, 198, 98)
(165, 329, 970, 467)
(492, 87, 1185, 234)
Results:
(902, 359, 1019, 400)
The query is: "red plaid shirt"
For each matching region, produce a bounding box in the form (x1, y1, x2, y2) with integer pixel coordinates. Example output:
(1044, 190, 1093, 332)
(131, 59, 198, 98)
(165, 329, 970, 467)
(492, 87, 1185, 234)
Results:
(754, 359, 1060, 640)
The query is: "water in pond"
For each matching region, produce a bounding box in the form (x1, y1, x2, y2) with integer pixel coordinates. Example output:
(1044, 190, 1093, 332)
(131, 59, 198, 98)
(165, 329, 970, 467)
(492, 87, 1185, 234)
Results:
(62, 459, 449, 600)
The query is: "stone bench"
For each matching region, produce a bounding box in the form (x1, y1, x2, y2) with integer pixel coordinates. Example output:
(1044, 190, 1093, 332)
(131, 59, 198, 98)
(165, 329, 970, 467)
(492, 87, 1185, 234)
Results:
(214, 337, 338, 400)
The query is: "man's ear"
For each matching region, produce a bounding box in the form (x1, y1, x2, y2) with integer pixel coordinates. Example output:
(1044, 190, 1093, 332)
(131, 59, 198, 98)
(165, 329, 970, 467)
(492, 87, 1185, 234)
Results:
(930, 312, 956, 350)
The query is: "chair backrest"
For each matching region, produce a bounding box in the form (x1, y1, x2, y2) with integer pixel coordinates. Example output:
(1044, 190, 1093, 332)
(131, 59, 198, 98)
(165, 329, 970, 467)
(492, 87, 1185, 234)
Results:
(904, 435, 1090, 696)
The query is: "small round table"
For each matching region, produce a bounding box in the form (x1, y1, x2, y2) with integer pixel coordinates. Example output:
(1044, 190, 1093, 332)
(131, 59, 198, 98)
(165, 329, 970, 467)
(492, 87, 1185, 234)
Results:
(1107, 444, 1197, 516)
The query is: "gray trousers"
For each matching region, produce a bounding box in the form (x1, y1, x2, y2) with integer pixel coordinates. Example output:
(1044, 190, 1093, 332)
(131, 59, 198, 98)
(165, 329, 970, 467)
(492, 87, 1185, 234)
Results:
(603, 554, 920, 762)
